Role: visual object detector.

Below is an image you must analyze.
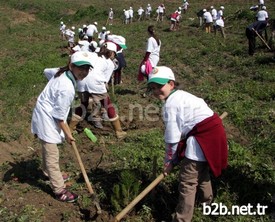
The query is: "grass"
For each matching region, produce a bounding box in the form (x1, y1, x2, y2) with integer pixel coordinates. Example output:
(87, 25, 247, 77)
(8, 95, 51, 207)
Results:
(0, 0, 274, 221)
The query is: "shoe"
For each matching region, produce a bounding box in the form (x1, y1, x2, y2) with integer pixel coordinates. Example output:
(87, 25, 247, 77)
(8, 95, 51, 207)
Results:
(93, 121, 104, 129)
(102, 112, 109, 121)
(55, 189, 79, 203)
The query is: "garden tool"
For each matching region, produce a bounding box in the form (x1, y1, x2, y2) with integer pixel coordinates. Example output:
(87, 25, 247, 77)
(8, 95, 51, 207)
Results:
(252, 28, 272, 50)
(71, 141, 102, 215)
(114, 112, 228, 222)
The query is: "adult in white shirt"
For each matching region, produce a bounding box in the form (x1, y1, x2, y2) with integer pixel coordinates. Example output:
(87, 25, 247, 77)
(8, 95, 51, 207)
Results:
(137, 7, 145, 21)
(256, 6, 268, 21)
(31, 51, 92, 202)
(203, 9, 213, 33)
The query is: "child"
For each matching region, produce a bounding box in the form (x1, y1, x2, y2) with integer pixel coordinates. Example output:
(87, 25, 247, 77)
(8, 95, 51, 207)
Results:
(75, 42, 127, 139)
(31, 51, 93, 203)
(147, 66, 228, 221)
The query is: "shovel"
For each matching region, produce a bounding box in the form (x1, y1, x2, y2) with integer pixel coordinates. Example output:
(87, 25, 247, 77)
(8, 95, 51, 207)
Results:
(252, 28, 272, 50)
(71, 141, 102, 215)
(114, 112, 228, 222)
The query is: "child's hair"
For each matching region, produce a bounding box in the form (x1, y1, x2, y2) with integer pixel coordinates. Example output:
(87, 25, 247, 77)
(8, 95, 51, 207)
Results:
(98, 43, 114, 59)
(54, 66, 70, 78)
(147, 25, 160, 46)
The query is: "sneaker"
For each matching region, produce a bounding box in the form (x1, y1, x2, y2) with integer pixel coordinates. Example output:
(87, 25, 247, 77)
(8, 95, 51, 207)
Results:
(55, 189, 79, 203)
(93, 121, 104, 129)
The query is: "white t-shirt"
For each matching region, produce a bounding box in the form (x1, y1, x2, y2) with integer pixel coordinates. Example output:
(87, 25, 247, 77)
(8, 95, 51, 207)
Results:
(146, 37, 161, 67)
(146, 6, 152, 15)
(86, 24, 98, 37)
(129, 9, 134, 18)
(124, 10, 130, 19)
(65, 29, 75, 43)
(44, 67, 59, 81)
(211, 8, 217, 20)
(77, 55, 114, 94)
(203, 11, 213, 23)
(215, 18, 224, 27)
(163, 90, 214, 161)
(256, 10, 268, 21)
(98, 31, 107, 40)
(138, 8, 144, 16)
(31, 71, 75, 144)
(259, 0, 264, 5)
(217, 10, 223, 20)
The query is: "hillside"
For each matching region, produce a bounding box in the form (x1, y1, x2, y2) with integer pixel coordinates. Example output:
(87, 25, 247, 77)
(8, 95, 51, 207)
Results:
(0, 0, 274, 221)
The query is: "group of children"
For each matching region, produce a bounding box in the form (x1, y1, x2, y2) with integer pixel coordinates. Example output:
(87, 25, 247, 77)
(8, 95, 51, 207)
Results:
(197, 5, 226, 38)
(32, 2, 230, 221)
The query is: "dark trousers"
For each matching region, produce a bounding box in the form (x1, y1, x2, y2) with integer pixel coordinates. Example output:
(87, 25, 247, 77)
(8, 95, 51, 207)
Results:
(246, 28, 256, 55)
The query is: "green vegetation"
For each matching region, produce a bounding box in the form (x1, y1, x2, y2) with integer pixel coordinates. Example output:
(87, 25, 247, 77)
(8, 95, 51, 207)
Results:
(0, 0, 274, 221)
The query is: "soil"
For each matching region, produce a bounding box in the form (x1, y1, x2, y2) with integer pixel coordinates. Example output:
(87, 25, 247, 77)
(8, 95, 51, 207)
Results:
(0, 13, 246, 220)
(0, 66, 245, 222)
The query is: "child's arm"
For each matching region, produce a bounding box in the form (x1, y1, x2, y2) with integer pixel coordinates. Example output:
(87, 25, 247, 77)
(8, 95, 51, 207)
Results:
(163, 142, 179, 175)
(57, 120, 75, 144)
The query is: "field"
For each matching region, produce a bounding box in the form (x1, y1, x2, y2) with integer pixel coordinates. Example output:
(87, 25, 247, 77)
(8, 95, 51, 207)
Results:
(0, 0, 274, 221)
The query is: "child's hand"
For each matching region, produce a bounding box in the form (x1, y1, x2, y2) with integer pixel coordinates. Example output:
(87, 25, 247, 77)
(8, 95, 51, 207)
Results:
(66, 134, 75, 144)
(163, 162, 173, 176)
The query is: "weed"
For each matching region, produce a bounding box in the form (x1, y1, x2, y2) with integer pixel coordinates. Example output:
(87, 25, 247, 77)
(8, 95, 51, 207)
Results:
(111, 170, 141, 212)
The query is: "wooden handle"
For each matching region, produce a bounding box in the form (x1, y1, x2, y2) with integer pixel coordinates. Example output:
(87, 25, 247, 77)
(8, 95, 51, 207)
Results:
(252, 28, 271, 50)
(114, 111, 229, 221)
(114, 173, 165, 222)
(71, 141, 102, 214)
(220, 111, 228, 120)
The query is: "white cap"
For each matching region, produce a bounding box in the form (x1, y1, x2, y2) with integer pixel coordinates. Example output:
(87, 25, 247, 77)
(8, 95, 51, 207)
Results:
(83, 24, 87, 28)
(83, 35, 88, 40)
(220, 6, 224, 9)
(147, 66, 175, 85)
(99, 39, 105, 46)
(106, 30, 111, 35)
(203, 9, 207, 12)
(102, 26, 106, 30)
(107, 35, 127, 49)
(110, 8, 112, 10)
(262, 6, 266, 10)
(178, 7, 182, 10)
(105, 42, 117, 53)
(94, 21, 98, 26)
(148, 4, 150, 6)
(90, 41, 98, 48)
(70, 51, 92, 67)
(210, 6, 214, 9)
(130, 6, 132, 9)
(60, 21, 63, 24)
(78, 28, 82, 32)
(71, 26, 75, 30)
